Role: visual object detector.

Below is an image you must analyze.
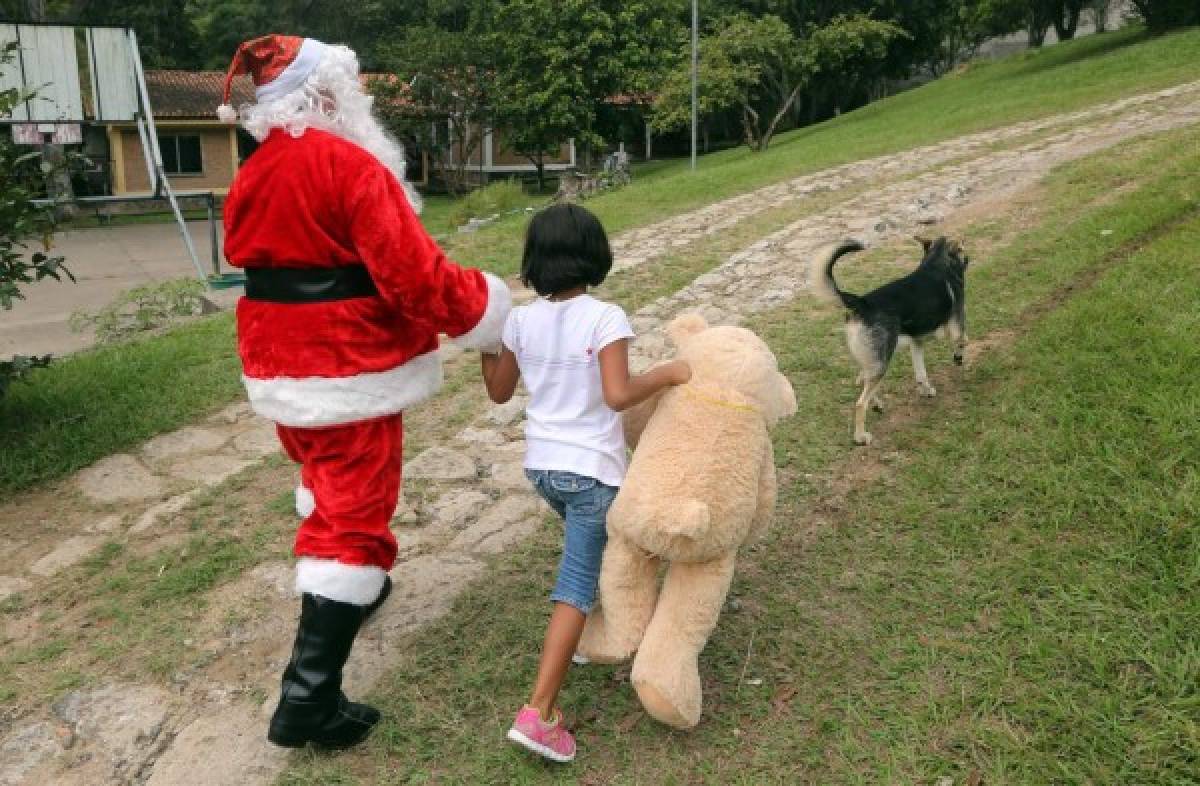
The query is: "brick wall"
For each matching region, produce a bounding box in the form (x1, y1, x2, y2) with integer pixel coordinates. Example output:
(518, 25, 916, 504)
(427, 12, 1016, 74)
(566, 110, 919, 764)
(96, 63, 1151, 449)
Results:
(118, 126, 235, 194)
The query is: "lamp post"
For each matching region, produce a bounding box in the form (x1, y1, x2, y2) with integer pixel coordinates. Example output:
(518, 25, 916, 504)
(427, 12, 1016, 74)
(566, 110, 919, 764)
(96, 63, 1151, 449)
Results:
(690, 0, 698, 171)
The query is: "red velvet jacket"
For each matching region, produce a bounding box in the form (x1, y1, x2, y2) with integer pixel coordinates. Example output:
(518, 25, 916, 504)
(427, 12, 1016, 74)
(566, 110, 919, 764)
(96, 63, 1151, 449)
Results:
(224, 129, 508, 427)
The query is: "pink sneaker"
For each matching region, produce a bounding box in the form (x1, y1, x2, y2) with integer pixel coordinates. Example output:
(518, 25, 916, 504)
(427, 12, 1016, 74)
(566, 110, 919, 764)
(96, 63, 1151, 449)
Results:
(506, 705, 576, 763)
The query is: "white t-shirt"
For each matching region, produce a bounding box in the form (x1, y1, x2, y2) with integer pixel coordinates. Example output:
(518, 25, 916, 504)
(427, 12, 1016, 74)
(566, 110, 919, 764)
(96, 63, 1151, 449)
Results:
(502, 294, 635, 487)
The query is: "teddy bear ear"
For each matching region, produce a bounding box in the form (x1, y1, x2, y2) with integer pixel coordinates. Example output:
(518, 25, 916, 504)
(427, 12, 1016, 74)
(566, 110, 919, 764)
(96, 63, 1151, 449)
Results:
(666, 313, 708, 347)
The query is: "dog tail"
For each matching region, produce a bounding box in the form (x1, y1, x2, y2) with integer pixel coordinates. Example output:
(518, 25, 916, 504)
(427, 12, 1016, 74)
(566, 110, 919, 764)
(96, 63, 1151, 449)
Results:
(809, 240, 867, 312)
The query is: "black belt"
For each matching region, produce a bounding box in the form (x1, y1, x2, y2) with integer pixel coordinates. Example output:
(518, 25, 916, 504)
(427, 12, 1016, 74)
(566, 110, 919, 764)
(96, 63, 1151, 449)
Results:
(244, 265, 379, 303)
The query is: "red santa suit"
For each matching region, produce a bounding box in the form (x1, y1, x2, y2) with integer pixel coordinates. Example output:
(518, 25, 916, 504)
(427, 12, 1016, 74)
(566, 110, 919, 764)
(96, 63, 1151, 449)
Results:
(221, 53, 509, 607)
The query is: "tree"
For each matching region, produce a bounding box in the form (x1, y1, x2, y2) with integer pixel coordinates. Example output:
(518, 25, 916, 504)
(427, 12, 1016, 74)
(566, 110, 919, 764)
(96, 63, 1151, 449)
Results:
(648, 26, 764, 143)
(1052, 0, 1087, 40)
(0, 42, 73, 398)
(1129, 0, 1200, 30)
(801, 14, 909, 117)
(190, 0, 393, 69)
(651, 14, 797, 151)
(373, 19, 501, 194)
(901, 0, 1025, 75)
(48, 0, 203, 68)
(1088, 0, 1114, 32)
(651, 12, 904, 152)
(487, 0, 676, 189)
(191, 0, 275, 69)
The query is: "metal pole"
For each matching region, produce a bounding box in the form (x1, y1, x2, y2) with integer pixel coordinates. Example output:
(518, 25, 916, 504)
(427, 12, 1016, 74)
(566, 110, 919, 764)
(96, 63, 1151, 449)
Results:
(690, 0, 698, 171)
(130, 28, 206, 282)
(207, 193, 219, 277)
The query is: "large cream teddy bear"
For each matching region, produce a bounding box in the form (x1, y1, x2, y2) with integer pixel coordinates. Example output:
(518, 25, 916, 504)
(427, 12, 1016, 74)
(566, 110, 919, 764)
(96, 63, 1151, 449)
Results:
(577, 313, 797, 729)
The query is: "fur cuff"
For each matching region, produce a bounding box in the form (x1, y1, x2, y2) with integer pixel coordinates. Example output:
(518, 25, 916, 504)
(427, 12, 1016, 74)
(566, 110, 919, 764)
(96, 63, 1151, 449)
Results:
(295, 557, 388, 606)
(242, 349, 443, 428)
(454, 272, 511, 352)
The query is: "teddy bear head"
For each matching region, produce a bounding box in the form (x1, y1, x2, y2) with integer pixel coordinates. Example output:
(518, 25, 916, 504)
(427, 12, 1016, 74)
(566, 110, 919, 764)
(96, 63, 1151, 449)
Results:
(666, 313, 797, 425)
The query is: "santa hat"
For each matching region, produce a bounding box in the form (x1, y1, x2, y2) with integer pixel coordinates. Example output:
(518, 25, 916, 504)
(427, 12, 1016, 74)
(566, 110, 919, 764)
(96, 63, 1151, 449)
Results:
(216, 34, 329, 123)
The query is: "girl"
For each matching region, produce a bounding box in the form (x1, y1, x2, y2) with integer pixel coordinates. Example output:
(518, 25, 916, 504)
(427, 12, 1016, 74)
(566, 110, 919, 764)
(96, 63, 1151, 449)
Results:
(481, 203, 690, 763)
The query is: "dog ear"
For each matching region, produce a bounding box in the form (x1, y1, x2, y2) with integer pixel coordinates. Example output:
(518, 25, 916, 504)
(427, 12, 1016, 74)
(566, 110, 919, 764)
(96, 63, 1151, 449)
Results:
(666, 313, 708, 347)
(913, 235, 933, 252)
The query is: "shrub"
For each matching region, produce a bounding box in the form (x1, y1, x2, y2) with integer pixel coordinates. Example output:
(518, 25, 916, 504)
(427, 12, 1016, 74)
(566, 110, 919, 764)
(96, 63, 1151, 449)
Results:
(70, 278, 211, 344)
(0, 41, 73, 398)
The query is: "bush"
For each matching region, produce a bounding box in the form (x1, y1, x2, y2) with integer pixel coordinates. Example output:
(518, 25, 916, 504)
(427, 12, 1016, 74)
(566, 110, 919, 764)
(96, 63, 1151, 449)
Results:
(1, 41, 73, 398)
(446, 179, 529, 228)
(70, 278, 211, 344)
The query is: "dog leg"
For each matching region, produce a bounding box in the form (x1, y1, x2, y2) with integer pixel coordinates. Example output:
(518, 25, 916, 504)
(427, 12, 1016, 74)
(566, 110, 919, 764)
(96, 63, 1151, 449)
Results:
(910, 342, 936, 397)
(854, 374, 885, 446)
(948, 322, 968, 366)
(855, 370, 882, 412)
(949, 303, 968, 366)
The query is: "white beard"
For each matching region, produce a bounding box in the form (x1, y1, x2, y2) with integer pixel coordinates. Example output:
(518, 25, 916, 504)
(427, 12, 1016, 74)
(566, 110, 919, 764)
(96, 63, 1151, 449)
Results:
(237, 44, 423, 213)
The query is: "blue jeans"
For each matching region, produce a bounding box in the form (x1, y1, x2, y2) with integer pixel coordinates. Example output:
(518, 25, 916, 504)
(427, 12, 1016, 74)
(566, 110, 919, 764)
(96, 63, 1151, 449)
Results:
(525, 470, 617, 614)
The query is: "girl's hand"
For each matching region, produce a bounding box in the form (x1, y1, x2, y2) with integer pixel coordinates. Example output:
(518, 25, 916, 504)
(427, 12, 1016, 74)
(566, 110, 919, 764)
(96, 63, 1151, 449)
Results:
(665, 359, 691, 386)
(599, 341, 689, 412)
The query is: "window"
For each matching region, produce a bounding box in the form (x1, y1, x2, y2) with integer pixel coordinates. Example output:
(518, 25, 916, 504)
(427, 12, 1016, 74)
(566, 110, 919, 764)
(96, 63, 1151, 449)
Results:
(158, 134, 203, 175)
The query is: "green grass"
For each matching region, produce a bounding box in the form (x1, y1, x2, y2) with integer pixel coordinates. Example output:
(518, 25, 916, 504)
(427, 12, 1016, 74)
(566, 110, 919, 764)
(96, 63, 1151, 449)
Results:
(440, 24, 1200, 277)
(3, 25, 1198, 498)
(0, 314, 242, 496)
(737, 217, 1200, 786)
(278, 126, 1200, 784)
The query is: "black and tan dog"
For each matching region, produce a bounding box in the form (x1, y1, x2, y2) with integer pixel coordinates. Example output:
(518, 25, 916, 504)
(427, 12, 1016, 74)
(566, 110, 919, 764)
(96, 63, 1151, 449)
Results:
(809, 236, 969, 446)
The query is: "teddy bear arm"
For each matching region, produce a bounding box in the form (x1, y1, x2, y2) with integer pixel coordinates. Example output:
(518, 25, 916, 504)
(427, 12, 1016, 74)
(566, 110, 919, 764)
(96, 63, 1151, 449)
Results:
(748, 439, 777, 540)
(621, 388, 666, 450)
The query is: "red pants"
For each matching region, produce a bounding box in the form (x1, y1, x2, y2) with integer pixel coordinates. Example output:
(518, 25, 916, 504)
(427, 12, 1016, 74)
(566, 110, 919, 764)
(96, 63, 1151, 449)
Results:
(276, 415, 403, 573)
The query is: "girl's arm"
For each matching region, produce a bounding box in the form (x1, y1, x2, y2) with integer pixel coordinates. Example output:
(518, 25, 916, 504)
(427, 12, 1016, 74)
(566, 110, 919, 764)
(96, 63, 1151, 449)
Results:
(481, 348, 520, 404)
(598, 339, 690, 413)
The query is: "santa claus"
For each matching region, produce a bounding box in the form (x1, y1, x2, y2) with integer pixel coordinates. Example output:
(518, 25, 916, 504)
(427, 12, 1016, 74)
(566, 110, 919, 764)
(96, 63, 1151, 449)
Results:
(218, 35, 510, 749)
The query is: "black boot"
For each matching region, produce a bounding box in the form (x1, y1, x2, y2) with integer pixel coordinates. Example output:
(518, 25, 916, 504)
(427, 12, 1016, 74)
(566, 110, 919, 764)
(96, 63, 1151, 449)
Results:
(267, 592, 381, 749)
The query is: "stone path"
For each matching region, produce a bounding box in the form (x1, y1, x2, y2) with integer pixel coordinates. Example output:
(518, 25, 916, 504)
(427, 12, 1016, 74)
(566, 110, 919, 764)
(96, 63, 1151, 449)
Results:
(1, 81, 1197, 785)
(609, 80, 1200, 273)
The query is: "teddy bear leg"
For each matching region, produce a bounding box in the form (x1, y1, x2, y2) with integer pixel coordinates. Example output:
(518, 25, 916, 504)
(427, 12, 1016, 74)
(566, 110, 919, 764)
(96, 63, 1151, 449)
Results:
(631, 552, 737, 729)
(577, 534, 660, 663)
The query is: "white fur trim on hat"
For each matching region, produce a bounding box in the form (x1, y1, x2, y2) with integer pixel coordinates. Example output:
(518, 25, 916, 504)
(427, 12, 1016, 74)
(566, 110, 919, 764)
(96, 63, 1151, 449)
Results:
(216, 104, 238, 123)
(295, 486, 315, 518)
(256, 38, 328, 103)
(295, 557, 388, 605)
(452, 272, 512, 354)
(242, 349, 443, 428)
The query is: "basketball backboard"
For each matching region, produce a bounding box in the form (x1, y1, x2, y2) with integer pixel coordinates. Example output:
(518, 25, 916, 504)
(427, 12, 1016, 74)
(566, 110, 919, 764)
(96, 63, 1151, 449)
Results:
(0, 23, 140, 124)
(0, 21, 213, 283)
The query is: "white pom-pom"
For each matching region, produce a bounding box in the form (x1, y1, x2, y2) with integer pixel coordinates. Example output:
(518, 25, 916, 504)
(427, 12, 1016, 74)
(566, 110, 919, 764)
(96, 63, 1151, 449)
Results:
(216, 104, 238, 123)
(295, 486, 315, 518)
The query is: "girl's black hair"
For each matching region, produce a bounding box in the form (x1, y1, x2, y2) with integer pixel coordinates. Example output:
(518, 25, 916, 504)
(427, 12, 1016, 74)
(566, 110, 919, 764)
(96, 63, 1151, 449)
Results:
(520, 203, 614, 297)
